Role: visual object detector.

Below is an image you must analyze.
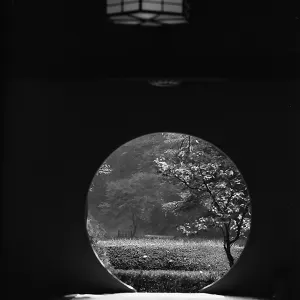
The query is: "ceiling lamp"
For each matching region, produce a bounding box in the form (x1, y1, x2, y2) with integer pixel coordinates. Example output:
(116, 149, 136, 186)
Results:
(106, 0, 190, 27)
(148, 78, 182, 87)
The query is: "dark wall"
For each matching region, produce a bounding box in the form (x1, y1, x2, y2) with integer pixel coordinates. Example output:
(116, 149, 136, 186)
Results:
(3, 79, 299, 299)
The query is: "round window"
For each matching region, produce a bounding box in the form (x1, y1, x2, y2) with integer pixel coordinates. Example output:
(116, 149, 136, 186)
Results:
(87, 132, 252, 292)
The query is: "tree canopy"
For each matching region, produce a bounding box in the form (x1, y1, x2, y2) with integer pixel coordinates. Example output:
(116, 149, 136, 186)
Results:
(154, 133, 251, 266)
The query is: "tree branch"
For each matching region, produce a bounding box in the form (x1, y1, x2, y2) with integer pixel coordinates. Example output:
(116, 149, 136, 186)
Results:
(220, 224, 225, 237)
(229, 202, 250, 245)
(223, 168, 240, 211)
(224, 184, 234, 211)
(198, 166, 224, 214)
(179, 138, 185, 151)
(173, 173, 201, 191)
(221, 223, 228, 247)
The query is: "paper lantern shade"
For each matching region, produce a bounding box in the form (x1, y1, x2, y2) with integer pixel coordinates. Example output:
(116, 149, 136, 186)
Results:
(106, 0, 189, 26)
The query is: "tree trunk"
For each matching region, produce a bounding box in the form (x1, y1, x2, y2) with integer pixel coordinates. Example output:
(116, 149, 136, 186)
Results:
(131, 225, 137, 238)
(131, 211, 137, 238)
(223, 224, 235, 268)
(224, 242, 234, 267)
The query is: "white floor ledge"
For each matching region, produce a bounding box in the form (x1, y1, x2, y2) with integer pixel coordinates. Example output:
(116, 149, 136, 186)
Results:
(65, 293, 266, 300)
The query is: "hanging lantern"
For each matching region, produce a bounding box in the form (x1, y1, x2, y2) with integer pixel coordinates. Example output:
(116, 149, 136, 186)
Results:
(106, 0, 190, 26)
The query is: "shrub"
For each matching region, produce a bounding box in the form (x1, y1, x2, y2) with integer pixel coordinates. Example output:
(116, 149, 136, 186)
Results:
(92, 242, 114, 272)
(86, 212, 107, 240)
(87, 212, 113, 271)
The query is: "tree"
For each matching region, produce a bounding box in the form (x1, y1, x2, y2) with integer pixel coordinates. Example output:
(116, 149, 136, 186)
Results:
(154, 133, 251, 267)
(88, 134, 166, 205)
(88, 133, 188, 233)
(99, 172, 164, 237)
(108, 133, 169, 176)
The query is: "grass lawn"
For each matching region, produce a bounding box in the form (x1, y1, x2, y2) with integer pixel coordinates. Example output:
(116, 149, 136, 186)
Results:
(93, 237, 245, 292)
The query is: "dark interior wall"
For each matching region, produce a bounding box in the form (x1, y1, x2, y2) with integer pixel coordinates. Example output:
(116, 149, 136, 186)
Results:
(3, 79, 299, 299)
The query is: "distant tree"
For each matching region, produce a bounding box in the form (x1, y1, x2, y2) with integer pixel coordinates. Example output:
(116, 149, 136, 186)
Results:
(154, 133, 251, 267)
(99, 172, 164, 237)
(89, 133, 186, 233)
(88, 134, 166, 206)
(108, 133, 168, 177)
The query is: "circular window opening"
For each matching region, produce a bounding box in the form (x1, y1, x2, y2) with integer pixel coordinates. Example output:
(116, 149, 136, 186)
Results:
(87, 132, 252, 292)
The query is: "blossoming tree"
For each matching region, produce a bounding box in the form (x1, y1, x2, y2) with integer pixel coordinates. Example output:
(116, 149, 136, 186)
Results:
(154, 133, 251, 267)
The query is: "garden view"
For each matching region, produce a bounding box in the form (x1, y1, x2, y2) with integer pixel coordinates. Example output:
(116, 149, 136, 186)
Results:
(87, 132, 251, 292)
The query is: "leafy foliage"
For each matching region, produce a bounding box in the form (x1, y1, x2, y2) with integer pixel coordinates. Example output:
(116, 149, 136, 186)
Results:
(86, 211, 107, 242)
(87, 211, 114, 270)
(154, 133, 251, 267)
(98, 172, 167, 236)
(89, 163, 113, 192)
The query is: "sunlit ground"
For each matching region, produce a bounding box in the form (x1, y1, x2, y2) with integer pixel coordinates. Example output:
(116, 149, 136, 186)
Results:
(92, 237, 246, 292)
(101, 237, 246, 249)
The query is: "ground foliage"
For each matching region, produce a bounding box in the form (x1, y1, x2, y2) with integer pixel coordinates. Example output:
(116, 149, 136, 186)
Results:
(93, 238, 245, 292)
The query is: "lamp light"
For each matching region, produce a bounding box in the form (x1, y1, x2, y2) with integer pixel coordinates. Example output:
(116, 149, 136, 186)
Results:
(106, 0, 190, 26)
(148, 78, 182, 87)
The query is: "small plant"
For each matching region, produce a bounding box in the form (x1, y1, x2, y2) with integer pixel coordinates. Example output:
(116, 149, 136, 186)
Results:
(87, 211, 113, 271)
(92, 242, 114, 272)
